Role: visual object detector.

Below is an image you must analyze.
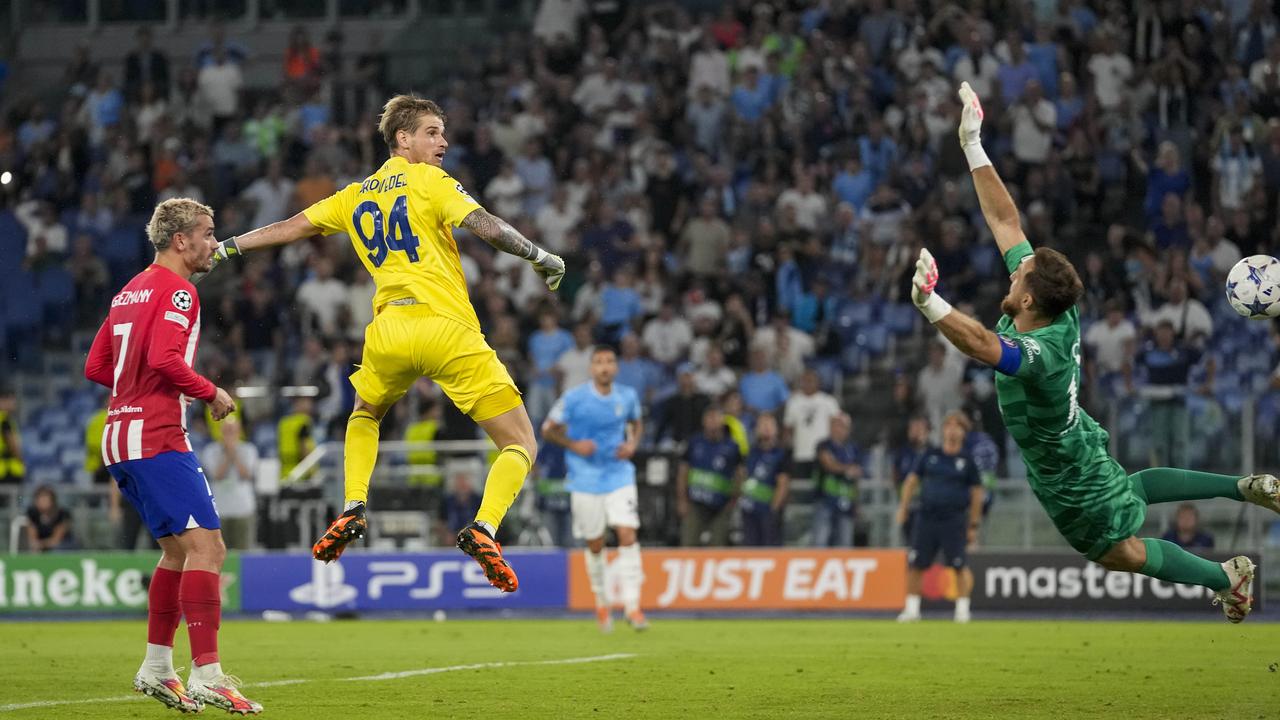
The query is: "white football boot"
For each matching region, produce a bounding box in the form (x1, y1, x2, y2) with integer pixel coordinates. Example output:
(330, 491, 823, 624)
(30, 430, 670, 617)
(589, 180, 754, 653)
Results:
(187, 667, 263, 715)
(134, 667, 202, 714)
(1238, 474, 1280, 514)
(1212, 556, 1256, 624)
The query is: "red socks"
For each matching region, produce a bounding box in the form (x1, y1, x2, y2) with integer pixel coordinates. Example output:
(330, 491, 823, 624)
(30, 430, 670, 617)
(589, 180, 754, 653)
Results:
(179, 570, 221, 667)
(147, 567, 183, 647)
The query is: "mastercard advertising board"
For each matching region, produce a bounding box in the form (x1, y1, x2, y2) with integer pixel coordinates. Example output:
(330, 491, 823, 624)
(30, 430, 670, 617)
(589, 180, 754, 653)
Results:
(568, 548, 907, 610)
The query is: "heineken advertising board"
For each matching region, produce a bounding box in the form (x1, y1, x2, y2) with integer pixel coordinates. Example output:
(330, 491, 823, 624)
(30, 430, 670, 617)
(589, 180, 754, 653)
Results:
(0, 553, 240, 613)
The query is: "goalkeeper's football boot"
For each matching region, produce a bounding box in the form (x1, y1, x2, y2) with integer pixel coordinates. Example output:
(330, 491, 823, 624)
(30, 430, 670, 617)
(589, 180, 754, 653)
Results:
(456, 522, 519, 592)
(134, 668, 203, 714)
(187, 671, 263, 715)
(313, 502, 367, 562)
(1238, 474, 1280, 514)
(1212, 555, 1256, 624)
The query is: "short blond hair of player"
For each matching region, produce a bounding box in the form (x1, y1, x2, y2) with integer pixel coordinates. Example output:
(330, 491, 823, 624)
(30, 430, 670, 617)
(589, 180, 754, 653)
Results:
(208, 94, 566, 592)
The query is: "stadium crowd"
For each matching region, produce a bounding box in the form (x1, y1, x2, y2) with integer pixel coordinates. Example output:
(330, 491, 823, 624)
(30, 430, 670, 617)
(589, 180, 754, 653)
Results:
(3, 0, 1280, 549)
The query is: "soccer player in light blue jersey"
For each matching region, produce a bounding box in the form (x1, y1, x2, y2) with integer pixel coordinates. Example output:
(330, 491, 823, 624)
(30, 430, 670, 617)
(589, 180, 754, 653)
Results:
(543, 345, 647, 632)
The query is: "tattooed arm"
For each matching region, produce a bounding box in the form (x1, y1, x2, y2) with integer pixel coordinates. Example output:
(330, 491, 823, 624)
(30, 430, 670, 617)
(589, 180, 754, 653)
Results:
(461, 207, 565, 290)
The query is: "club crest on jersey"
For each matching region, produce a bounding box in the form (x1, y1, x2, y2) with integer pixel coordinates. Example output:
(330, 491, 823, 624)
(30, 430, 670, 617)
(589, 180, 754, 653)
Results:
(171, 290, 193, 311)
(1020, 337, 1042, 363)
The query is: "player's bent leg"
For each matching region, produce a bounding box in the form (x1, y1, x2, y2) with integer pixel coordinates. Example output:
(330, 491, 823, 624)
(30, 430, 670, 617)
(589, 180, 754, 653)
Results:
(314, 395, 386, 562)
(1099, 536, 1252, 622)
(456, 398, 535, 593)
(1128, 468, 1245, 505)
(583, 536, 612, 633)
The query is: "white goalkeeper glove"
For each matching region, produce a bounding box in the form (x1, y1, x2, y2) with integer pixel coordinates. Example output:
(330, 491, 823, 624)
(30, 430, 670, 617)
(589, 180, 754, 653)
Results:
(530, 247, 566, 291)
(911, 248, 953, 324)
(957, 81, 992, 171)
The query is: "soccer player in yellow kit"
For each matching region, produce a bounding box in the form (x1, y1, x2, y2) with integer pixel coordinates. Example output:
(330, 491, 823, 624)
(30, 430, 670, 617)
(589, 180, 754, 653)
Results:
(209, 96, 564, 592)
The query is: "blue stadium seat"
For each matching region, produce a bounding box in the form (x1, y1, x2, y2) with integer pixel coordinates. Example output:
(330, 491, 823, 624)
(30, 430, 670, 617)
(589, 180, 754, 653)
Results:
(854, 324, 890, 356)
(884, 303, 916, 335)
(37, 266, 76, 325)
(0, 211, 28, 261)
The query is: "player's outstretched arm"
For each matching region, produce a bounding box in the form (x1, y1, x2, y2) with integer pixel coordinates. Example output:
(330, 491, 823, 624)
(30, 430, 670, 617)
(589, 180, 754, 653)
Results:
(957, 82, 1027, 255)
(461, 208, 565, 291)
(910, 247, 1004, 367)
(211, 212, 322, 265)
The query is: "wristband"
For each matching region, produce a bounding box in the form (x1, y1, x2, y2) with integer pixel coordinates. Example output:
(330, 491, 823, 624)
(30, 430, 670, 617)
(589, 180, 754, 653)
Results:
(530, 246, 548, 264)
(963, 143, 992, 171)
(223, 236, 241, 256)
(918, 291, 954, 324)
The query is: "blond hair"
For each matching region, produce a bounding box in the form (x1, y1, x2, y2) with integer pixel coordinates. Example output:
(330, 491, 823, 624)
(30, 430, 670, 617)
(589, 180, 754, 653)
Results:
(378, 94, 446, 151)
(147, 198, 214, 251)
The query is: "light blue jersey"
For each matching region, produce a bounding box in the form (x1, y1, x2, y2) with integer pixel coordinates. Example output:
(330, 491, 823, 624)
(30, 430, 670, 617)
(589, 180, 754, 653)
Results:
(548, 382, 642, 495)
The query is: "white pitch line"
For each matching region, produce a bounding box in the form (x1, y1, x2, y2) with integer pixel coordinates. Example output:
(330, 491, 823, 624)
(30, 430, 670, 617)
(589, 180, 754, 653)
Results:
(0, 653, 638, 713)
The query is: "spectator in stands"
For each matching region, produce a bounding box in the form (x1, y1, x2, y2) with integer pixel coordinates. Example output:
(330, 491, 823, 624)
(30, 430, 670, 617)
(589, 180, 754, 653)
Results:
(917, 341, 965, 444)
(534, 440, 572, 548)
(196, 44, 243, 133)
(1143, 277, 1213, 345)
(719, 389, 751, 457)
(1084, 298, 1137, 410)
(738, 413, 789, 547)
(201, 414, 259, 550)
(17, 199, 69, 270)
(25, 486, 75, 552)
(615, 332, 661, 407)
(642, 300, 693, 367)
(677, 406, 741, 547)
(598, 266, 644, 345)
(439, 462, 484, 545)
(694, 347, 737, 399)
(534, 186, 581, 255)
(284, 25, 323, 96)
(1137, 320, 1207, 468)
(739, 348, 789, 416)
(1010, 79, 1055, 168)
(296, 257, 346, 337)
(1134, 141, 1190, 225)
(124, 26, 169, 102)
(526, 310, 574, 421)
(655, 366, 709, 449)
(555, 321, 595, 391)
(812, 413, 862, 547)
(892, 415, 930, 543)
(782, 368, 840, 481)
(1162, 502, 1215, 550)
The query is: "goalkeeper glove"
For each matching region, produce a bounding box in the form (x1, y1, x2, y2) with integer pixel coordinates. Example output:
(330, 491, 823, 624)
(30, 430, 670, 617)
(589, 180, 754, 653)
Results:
(911, 248, 953, 324)
(530, 247, 566, 291)
(211, 236, 241, 268)
(956, 81, 992, 171)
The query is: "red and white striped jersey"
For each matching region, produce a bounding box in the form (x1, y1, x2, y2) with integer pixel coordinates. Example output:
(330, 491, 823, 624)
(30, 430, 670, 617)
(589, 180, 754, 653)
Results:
(84, 264, 217, 465)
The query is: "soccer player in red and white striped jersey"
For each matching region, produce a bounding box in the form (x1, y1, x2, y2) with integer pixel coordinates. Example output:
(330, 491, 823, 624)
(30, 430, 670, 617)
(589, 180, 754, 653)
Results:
(84, 198, 261, 715)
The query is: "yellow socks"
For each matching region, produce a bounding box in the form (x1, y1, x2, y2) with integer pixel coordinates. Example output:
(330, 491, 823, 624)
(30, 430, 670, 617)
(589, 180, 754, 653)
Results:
(343, 411, 381, 505)
(475, 445, 532, 530)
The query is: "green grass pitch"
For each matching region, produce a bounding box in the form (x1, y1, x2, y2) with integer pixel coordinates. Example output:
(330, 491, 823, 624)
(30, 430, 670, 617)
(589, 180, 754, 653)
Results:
(2, 617, 1277, 718)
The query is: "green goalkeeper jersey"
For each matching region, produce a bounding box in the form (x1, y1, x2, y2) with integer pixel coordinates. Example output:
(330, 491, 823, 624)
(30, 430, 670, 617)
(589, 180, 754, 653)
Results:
(992, 242, 1117, 491)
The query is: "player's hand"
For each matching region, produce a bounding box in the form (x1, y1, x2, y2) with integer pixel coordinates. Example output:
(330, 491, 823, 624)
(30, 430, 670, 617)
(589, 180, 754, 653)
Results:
(209, 387, 235, 421)
(616, 441, 637, 460)
(957, 81, 984, 147)
(570, 439, 597, 457)
(911, 248, 940, 308)
(531, 250, 566, 291)
(210, 236, 241, 269)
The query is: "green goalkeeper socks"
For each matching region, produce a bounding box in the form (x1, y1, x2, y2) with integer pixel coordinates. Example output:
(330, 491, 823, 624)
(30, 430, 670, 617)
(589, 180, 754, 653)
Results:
(1129, 468, 1244, 504)
(1139, 538, 1229, 591)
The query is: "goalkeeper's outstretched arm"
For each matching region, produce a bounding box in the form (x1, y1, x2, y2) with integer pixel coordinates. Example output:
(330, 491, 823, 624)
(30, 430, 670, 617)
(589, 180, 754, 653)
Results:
(910, 247, 1004, 367)
(214, 212, 321, 261)
(957, 82, 1028, 256)
(461, 208, 565, 291)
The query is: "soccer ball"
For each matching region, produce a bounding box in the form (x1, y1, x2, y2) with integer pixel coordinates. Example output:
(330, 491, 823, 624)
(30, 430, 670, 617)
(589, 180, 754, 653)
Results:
(1226, 255, 1280, 319)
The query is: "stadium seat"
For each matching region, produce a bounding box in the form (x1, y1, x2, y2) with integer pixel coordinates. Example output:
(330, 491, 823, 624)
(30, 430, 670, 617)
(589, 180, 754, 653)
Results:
(885, 303, 917, 335)
(37, 266, 76, 325)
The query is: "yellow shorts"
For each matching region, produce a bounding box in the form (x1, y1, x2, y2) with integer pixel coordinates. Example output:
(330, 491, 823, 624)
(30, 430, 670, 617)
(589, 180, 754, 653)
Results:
(350, 305, 522, 421)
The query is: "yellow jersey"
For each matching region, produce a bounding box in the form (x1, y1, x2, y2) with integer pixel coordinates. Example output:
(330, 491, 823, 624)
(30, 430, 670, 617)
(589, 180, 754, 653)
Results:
(303, 155, 483, 330)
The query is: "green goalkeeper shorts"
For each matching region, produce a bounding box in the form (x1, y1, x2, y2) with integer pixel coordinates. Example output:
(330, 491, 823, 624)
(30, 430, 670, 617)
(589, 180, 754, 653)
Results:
(1029, 454, 1147, 562)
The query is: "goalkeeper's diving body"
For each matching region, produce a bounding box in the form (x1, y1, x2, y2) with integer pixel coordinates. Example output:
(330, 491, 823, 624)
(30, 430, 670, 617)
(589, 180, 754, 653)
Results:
(910, 82, 1280, 622)
(210, 95, 565, 592)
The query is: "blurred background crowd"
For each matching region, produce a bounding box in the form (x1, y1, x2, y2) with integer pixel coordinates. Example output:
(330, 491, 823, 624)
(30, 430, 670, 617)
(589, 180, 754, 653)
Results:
(1, 0, 1279, 552)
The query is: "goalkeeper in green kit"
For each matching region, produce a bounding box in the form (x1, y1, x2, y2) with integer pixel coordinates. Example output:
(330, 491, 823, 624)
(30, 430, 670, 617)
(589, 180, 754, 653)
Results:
(908, 82, 1280, 622)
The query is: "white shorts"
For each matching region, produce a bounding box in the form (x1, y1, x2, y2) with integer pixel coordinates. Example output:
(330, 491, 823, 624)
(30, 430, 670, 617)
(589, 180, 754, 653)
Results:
(571, 485, 640, 540)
